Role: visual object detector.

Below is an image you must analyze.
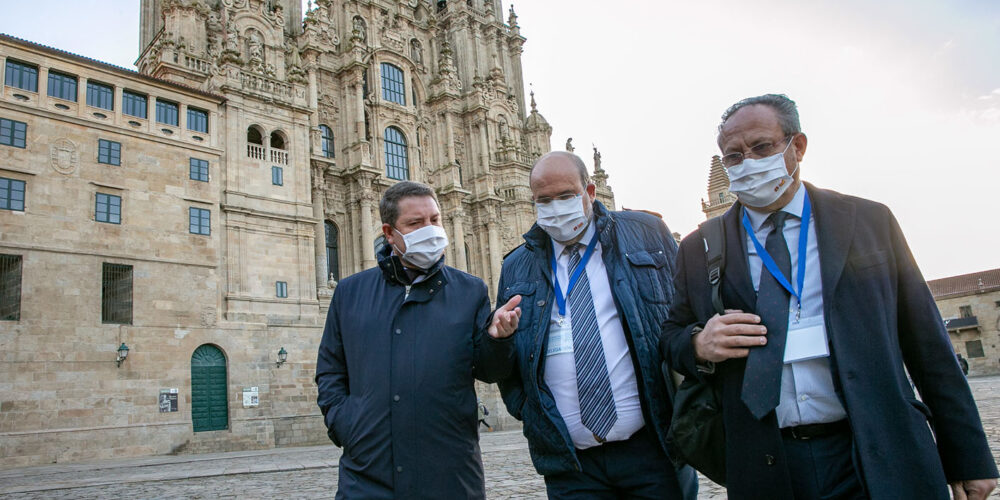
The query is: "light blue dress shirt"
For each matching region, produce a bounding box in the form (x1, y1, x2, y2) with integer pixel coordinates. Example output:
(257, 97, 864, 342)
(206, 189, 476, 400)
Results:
(744, 184, 847, 428)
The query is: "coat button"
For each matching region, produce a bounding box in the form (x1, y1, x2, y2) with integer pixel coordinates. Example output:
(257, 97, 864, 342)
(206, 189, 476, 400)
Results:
(429, 289, 434, 293)
(393, 395, 400, 402)
(537, 300, 545, 307)
(394, 329, 401, 335)
(529, 353, 534, 361)
(437, 281, 442, 285)
(396, 466, 403, 473)
(765, 454, 776, 466)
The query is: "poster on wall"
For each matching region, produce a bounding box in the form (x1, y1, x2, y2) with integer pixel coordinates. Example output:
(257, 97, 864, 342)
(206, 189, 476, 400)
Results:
(159, 388, 179, 413)
(242, 386, 259, 408)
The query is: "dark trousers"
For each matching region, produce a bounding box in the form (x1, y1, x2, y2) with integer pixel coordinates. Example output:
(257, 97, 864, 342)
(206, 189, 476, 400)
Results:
(782, 423, 868, 499)
(544, 426, 695, 500)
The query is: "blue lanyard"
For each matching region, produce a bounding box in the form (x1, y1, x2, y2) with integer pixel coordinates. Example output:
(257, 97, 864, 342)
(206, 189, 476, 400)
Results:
(741, 191, 811, 316)
(551, 232, 600, 317)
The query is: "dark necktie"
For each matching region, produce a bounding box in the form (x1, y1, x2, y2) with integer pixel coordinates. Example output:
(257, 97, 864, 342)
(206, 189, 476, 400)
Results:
(567, 244, 618, 440)
(741, 211, 791, 419)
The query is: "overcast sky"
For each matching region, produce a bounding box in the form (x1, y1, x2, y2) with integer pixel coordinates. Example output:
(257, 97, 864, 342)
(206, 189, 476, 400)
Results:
(2, 0, 998, 279)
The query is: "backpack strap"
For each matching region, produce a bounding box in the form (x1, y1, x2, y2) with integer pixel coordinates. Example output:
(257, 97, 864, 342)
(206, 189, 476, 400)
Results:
(697, 216, 726, 316)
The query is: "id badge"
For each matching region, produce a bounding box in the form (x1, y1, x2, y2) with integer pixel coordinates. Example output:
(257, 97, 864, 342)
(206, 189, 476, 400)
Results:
(783, 315, 829, 363)
(546, 319, 574, 356)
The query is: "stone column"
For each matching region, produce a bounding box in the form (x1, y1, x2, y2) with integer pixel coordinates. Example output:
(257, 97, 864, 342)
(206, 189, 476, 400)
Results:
(444, 112, 457, 165)
(355, 74, 366, 141)
(452, 209, 467, 272)
(479, 120, 490, 173)
(77, 77, 88, 118)
(312, 167, 328, 289)
(357, 175, 377, 269)
(487, 213, 502, 299)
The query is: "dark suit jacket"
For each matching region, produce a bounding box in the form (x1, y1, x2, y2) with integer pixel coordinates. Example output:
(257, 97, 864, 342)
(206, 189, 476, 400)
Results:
(662, 183, 997, 499)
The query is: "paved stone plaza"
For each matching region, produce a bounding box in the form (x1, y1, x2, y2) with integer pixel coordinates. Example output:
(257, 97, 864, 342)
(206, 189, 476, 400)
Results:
(2, 375, 999, 499)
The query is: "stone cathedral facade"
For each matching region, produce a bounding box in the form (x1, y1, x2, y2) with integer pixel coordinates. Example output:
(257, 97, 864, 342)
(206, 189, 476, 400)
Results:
(0, 0, 614, 465)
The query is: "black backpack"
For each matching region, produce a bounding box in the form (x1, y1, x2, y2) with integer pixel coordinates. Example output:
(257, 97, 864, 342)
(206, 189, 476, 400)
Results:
(664, 216, 727, 485)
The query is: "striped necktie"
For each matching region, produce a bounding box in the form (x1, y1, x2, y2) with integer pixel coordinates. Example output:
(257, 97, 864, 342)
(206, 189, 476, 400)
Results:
(567, 244, 618, 441)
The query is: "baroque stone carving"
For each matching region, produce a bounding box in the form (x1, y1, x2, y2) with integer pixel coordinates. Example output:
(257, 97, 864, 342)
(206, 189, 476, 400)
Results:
(49, 138, 79, 175)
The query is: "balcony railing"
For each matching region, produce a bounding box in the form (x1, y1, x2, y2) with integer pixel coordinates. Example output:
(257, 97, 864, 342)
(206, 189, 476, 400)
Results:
(270, 149, 288, 165)
(247, 143, 266, 160)
(246, 143, 289, 165)
(945, 316, 979, 331)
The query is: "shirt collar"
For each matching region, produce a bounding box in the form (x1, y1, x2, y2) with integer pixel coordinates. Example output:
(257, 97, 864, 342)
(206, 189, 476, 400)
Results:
(551, 217, 596, 259)
(744, 183, 805, 231)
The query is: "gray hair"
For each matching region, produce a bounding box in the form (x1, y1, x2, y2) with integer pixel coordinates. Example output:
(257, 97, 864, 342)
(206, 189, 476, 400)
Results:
(718, 94, 802, 138)
(379, 181, 437, 226)
(529, 151, 589, 188)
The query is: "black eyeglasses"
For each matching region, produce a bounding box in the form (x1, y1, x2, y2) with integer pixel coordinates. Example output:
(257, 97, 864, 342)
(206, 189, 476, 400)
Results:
(721, 135, 794, 168)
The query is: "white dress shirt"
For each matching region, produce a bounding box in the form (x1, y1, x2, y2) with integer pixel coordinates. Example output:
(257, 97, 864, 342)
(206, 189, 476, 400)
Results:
(744, 184, 847, 428)
(544, 221, 644, 449)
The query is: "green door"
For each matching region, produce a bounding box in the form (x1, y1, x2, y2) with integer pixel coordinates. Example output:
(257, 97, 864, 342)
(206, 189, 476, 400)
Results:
(191, 344, 228, 432)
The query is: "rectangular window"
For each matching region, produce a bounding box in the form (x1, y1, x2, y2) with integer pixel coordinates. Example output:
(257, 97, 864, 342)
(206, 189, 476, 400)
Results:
(122, 90, 147, 118)
(190, 158, 209, 182)
(272, 166, 283, 186)
(47, 70, 78, 101)
(0, 118, 27, 148)
(189, 207, 211, 235)
(0, 177, 26, 211)
(380, 63, 406, 105)
(4, 60, 38, 92)
(276, 281, 288, 298)
(966, 340, 985, 358)
(98, 139, 121, 166)
(95, 193, 121, 224)
(959, 305, 973, 318)
(0, 254, 22, 321)
(86, 81, 114, 110)
(156, 99, 178, 126)
(187, 107, 208, 133)
(102, 263, 132, 324)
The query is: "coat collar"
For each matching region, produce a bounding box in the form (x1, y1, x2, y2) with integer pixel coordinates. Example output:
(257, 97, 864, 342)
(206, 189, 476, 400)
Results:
(804, 182, 854, 307)
(377, 244, 445, 287)
(719, 182, 854, 311)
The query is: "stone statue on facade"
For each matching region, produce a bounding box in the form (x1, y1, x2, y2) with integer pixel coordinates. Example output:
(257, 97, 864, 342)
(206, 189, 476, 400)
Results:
(411, 39, 423, 64)
(565, 137, 574, 152)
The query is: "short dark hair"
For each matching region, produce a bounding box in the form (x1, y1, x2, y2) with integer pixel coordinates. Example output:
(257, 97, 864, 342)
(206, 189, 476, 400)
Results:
(529, 151, 589, 188)
(718, 94, 802, 139)
(379, 181, 437, 226)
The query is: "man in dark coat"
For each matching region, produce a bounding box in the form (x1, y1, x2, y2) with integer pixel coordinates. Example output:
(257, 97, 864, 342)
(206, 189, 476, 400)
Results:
(662, 94, 998, 499)
(495, 152, 697, 499)
(316, 181, 521, 499)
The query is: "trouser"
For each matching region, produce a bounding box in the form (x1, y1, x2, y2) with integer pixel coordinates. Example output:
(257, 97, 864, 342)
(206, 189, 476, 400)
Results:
(781, 420, 868, 499)
(544, 426, 695, 500)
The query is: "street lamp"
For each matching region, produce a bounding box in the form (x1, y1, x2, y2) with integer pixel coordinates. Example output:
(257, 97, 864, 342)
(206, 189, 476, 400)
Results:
(116, 343, 129, 368)
(276, 347, 288, 368)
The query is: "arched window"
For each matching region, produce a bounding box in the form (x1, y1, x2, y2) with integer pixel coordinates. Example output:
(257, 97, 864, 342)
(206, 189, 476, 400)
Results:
(319, 125, 334, 158)
(191, 344, 228, 432)
(325, 221, 340, 281)
(270, 131, 286, 150)
(247, 126, 263, 144)
(384, 127, 409, 180)
(380, 63, 406, 105)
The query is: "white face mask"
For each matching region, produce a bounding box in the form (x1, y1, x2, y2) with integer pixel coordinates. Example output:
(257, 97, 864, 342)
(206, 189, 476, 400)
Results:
(536, 194, 590, 243)
(726, 139, 798, 208)
(393, 224, 449, 270)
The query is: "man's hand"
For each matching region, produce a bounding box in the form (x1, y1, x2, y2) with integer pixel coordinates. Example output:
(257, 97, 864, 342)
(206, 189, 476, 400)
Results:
(488, 295, 522, 339)
(950, 478, 997, 500)
(693, 310, 767, 363)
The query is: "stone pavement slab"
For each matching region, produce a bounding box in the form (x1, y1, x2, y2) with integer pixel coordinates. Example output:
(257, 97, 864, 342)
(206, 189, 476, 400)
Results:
(2, 375, 1000, 498)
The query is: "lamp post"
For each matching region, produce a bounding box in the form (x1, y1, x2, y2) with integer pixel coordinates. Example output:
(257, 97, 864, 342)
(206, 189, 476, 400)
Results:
(276, 347, 288, 367)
